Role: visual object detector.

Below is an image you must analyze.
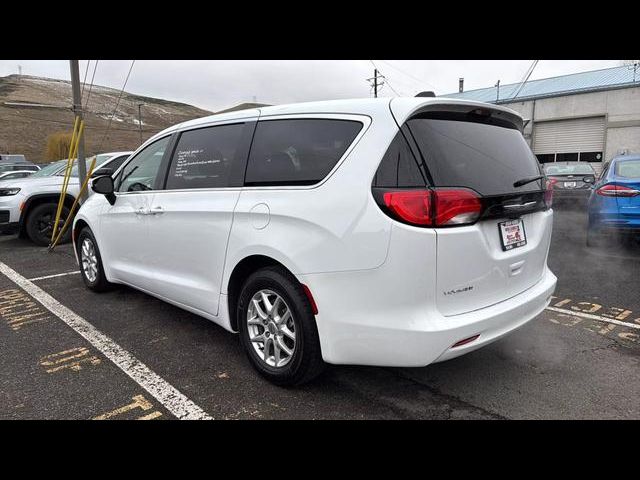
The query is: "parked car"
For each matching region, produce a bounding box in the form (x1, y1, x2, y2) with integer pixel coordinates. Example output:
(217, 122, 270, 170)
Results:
(0, 170, 36, 182)
(0, 152, 132, 245)
(587, 154, 640, 246)
(74, 98, 557, 385)
(0, 154, 29, 164)
(0, 163, 40, 174)
(542, 162, 596, 207)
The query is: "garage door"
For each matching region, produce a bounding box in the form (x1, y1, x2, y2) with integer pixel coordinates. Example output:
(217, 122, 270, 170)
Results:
(533, 116, 605, 155)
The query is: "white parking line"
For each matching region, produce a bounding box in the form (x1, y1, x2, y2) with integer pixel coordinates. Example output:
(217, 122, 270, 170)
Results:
(545, 306, 640, 330)
(0, 261, 213, 420)
(28, 271, 81, 282)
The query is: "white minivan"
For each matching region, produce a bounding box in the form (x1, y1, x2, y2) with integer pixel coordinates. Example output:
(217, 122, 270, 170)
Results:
(73, 98, 557, 385)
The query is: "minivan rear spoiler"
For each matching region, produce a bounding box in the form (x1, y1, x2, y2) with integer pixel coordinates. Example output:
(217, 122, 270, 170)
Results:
(390, 98, 525, 133)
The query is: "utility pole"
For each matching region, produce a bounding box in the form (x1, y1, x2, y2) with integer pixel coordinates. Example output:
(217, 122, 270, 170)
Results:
(495, 79, 501, 103)
(367, 68, 385, 98)
(374, 68, 378, 98)
(137, 103, 145, 144)
(625, 60, 640, 82)
(70, 60, 87, 201)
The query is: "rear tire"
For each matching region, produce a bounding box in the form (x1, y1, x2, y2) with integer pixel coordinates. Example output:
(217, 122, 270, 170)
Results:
(77, 227, 113, 292)
(25, 203, 72, 247)
(237, 266, 325, 386)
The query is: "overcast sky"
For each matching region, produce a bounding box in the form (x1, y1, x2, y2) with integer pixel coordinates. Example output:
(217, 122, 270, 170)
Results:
(0, 60, 623, 112)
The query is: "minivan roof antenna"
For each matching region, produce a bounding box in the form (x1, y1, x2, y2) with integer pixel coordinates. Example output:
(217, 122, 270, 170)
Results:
(415, 91, 435, 97)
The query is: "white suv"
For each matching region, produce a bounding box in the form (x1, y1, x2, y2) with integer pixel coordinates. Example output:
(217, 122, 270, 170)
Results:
(0, 152, 131, 245)
(73, 98, 557, 385)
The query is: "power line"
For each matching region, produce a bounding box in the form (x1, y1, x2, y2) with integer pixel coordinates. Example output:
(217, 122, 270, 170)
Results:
(369, 61, 405, 97)
(377, 60, 439, 91)
(377, 74, 418, 96)
(384, 77, 401, 96)
(510, 60, 539, 100)
(97, 60, 136, 151)
(83, 60, 99, 110)
(80, 60, 90, 100)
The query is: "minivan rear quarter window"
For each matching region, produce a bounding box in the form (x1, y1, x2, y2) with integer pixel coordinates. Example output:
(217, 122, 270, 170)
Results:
(373, 131, 428, 188)
(407, 114, 542, 196)
(244, 119, 362, 186)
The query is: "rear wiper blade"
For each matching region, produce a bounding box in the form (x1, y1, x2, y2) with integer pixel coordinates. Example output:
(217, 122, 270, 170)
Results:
(514, 175, 544, 188)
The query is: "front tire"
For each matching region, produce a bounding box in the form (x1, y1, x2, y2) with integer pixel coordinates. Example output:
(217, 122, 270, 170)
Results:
(25, 203, 72, 246)
(77, 227, 112, 292)
(237, 267, 324, 386)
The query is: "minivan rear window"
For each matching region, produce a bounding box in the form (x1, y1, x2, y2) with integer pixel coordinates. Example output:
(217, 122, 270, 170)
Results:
(245, 119, 362, 186)
(406, 116, 542, 196)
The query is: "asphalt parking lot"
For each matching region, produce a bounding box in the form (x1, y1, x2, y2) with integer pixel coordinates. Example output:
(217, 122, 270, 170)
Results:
(1, 207, 639, 420)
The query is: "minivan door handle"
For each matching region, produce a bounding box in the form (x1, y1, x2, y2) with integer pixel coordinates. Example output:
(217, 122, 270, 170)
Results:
(150, 206, 164, 215)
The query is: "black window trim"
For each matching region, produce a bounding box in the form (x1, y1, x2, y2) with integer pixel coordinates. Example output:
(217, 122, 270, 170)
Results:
(241, 114, 370, 190)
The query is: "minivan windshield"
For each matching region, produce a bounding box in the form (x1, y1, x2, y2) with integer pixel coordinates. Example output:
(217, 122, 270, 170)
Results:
(56, 156, 110, 177)
(543, 163, 595, 175)
(30, 160, 67, 177)
(407, 116, 542, 196)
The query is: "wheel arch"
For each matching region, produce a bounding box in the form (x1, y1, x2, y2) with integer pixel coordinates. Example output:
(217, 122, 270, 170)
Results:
(19, 193, 76, 236)
(73, 217, 90, 244)
(226, 254, 301, 332)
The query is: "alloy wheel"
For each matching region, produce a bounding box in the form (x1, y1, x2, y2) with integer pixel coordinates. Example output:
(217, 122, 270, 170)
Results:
(246, 289, 296, 368)
(80, 238, 98, 283)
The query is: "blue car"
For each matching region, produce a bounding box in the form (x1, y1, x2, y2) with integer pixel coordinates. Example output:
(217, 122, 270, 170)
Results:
(587, 154, 640, 246)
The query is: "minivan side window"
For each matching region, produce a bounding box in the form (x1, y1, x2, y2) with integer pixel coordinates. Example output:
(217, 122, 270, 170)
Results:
(244, 119, 362, 186)
(165, 123, 245, 190)
(116, 136, 170, 193)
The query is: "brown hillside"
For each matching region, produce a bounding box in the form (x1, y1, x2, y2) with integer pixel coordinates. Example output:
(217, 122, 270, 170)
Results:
(0, 74, 213, 163)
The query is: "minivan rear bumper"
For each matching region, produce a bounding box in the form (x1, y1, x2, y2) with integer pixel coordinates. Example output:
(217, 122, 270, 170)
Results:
(301, 266, 556, 367)
(431, 267, 556, 363)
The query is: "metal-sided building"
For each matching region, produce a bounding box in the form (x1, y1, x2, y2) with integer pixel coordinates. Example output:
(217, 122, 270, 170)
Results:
(442, 65, 640, 175)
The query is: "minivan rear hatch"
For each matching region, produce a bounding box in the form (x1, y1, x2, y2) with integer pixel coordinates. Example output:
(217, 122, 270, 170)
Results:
(394, 102, 552, 316)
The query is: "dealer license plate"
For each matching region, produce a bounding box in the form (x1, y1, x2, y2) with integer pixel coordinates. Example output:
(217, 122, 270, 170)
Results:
(498, 219, 527, 251)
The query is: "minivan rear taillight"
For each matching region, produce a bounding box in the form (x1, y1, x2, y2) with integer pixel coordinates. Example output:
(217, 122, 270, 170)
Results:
(433, 189, 482, 225)
(596, 184, 640, 197)
(383, 190, 432, 226)
(381, 188, 482, 227)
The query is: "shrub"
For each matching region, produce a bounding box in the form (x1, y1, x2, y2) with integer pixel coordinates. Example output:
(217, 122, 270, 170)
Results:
(45, 132, 73, 161)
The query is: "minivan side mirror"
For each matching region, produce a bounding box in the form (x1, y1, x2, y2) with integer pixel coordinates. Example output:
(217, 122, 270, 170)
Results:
(92, 175, 116, 205)
(91, 167, 113, 178)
